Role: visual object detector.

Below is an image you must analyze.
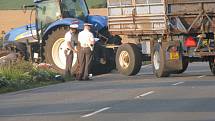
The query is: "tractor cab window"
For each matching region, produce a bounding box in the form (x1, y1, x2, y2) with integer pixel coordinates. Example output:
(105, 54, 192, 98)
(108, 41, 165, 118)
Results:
(37, 0, 61, 30)
(61, 0, 89, 19)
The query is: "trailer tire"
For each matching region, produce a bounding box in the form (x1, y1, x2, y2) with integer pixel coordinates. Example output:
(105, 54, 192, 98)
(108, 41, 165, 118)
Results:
(44, 27, 78, 74)
(116, 43, 142, 76)
(152, 44, 170, 77)
(174, 56, 189, 74)
(209, 57, 215, 75)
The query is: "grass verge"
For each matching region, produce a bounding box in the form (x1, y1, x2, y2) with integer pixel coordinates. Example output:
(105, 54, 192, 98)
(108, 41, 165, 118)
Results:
(0, 61, 65, 94)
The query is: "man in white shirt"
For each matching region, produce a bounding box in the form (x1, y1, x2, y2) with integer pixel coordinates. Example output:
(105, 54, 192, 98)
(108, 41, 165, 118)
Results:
(64, 24, 79, 78)
(77, 23, 95, 80)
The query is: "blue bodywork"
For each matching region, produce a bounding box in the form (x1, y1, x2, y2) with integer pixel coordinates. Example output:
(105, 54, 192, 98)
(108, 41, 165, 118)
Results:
(3, 24, 36, 43)
(44, 18, 83, 33)
(3, 16, 107, 44)
(88, 15, 107, 31)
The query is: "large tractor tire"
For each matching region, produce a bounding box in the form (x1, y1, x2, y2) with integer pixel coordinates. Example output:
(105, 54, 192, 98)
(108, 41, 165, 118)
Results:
(116, 43, 142, 76)
(209, 57, 215, 75)
(44, 27, 78, 74)
(152, 44, 170, 77)
(174, 56, 189, 74)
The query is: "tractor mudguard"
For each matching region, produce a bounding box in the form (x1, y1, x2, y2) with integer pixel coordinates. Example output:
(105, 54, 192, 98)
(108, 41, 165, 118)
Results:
(43, 18, 85, 38)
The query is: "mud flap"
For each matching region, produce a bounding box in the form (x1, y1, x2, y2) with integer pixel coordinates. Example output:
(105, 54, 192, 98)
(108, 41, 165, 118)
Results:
(163, 42, 183, 74)
(165, 52, 183, 73)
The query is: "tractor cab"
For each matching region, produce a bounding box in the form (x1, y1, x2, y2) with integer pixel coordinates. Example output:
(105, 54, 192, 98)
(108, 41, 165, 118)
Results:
(35, 0, 89, 30)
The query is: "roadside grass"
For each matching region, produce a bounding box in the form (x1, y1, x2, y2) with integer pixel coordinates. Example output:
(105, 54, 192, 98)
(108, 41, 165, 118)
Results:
(0, 0, 33, 10)
(0, 0, 106, 10)
(0, 61, 64, 94)
(0, 80, 58, 94)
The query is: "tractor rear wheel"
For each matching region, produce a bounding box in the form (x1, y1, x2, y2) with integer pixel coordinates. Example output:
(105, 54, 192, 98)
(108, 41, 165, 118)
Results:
(44, 27, 78, 74)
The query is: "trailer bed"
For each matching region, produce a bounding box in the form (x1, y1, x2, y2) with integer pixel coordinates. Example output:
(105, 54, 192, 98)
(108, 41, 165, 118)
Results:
(107, 0, 215, 35)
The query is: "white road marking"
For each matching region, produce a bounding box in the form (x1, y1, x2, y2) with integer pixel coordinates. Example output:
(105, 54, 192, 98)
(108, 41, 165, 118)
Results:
(198, 75, 206, 78)
(135, 91, 154, 99)
(172, 82, 184, 86)
(81, 107, 111, 118)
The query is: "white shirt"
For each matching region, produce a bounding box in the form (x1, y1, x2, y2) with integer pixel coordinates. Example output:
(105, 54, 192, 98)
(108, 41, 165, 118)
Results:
(64, 31, 72, 49)
(78, 30, 95, 48)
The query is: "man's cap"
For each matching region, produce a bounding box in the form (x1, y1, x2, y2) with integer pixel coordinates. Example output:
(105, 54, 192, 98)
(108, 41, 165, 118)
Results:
(70, 24, 79, 28)
(84, 23, 93, 26)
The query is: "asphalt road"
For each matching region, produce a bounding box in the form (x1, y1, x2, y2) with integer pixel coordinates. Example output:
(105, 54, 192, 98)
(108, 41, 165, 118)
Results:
(0, 62, 215, 121)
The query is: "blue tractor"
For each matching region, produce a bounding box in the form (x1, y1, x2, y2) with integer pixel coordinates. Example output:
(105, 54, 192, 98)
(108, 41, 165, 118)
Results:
(3, 0, 118, 74)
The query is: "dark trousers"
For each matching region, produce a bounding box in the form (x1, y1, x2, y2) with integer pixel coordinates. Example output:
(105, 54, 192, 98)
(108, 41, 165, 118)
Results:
(65, 50, 74, 77)
(77, 47, 93, 80)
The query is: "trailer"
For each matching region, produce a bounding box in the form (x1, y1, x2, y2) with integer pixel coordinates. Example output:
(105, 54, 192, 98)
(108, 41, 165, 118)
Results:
(107, 0, 215, 77)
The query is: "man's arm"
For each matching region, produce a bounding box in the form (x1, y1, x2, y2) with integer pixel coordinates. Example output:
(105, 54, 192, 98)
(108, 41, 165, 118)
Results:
(67, 41, 75, 51)
(89, 32, 95, 45)
(65, 32, 76, 52)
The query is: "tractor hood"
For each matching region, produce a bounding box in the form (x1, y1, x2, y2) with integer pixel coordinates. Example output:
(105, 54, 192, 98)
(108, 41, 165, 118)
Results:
(88, 15, 107, 31)
(3, 24, 37, 44)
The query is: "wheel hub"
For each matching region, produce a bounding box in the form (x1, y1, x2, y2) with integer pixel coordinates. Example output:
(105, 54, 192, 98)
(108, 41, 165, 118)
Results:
(154, 51, 160, 70)
(119, 51, 130, 69)
(52, 38, 77, 70)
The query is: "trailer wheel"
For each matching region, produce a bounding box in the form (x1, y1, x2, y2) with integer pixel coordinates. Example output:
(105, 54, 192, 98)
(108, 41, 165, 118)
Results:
(152, 44, 169, 77)
(174, 56, 189, 74)
(44, 27, 78, 74)
(209, 57, 215, 75)
(116, 43, 142, 76)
